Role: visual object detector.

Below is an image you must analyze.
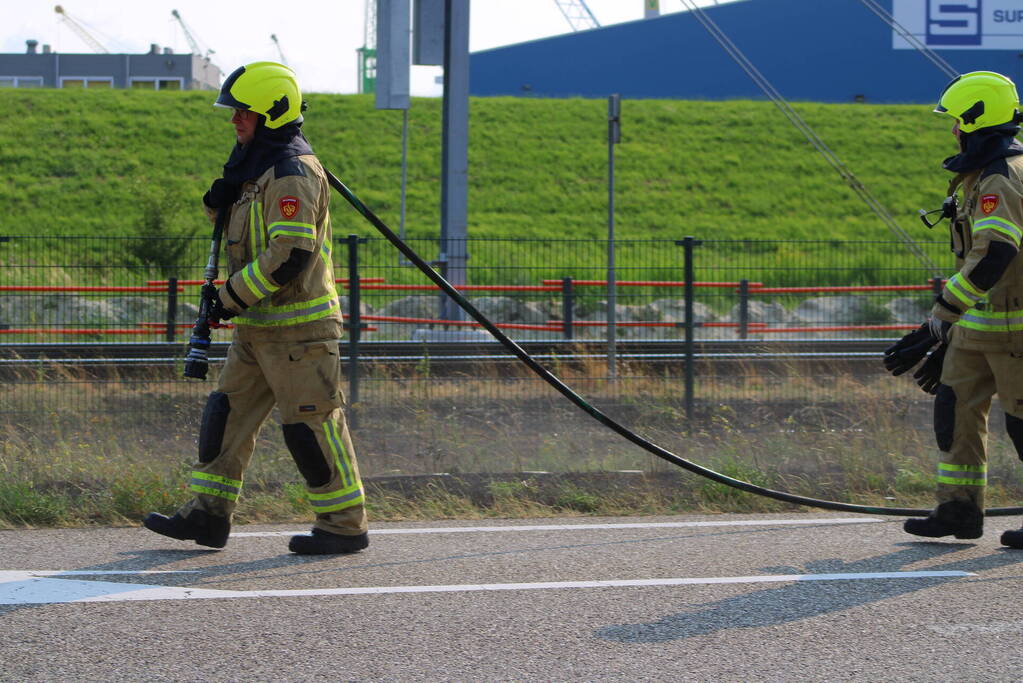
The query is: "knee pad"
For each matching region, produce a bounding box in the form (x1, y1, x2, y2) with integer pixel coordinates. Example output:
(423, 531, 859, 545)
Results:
(198, 392, 230, 463)
(934, 385, 956, 453)
(1006, 413, 1023, 461)
(282, 423, 331, 488)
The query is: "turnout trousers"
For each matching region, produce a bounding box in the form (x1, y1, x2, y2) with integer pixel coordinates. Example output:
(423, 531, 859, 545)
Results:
(936, 344, 1023, 512)
(177, 338, 367, 537)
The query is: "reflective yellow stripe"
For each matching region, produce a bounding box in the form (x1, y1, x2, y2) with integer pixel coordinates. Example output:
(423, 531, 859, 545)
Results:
(937, 462, 986, 486)
(189, 471, 243, 501)
(234, 293, 339, 327)
(973, 216, 1023, 246)
(268, 221, 316, 241)
(250, 201, 265, 254)
(240, 261, 280, 300)
(323, 419, 355, 488)
(958, 309, 1023, 332)
(306, 486, 364, 512)
(946, 273, 984, 308)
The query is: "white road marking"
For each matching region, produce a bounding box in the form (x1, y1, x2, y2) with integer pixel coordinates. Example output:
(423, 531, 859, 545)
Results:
(0, 570, 970, 605)
(232, 517, 885, 538)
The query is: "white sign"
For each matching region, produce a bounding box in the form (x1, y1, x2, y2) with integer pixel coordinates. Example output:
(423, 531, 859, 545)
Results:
(892, 0, 1023, 50)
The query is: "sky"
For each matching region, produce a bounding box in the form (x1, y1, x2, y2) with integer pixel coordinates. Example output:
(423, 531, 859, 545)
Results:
(2, 0, 739, 95)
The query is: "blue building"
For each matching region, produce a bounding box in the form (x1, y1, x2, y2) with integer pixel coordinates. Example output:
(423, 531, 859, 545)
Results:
(470, 0, 1023, 103)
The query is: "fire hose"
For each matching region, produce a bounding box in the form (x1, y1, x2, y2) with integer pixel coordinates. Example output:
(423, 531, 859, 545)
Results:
(323, 170, 1023, 518)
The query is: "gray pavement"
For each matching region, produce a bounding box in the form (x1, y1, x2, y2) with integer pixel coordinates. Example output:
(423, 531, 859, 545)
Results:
(2, 513, 1023, 681)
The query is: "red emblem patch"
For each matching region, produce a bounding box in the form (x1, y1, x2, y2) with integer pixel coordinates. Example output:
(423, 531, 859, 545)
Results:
(279, 196, 300, 218)
(981, 194, 999, 215)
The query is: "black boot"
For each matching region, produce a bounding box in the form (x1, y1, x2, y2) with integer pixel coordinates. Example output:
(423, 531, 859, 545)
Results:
(1001, 527, 1023, 548)
(142, 509, 231, 549)
(904, 500, 983, 540)
(289, 528, 368, 555)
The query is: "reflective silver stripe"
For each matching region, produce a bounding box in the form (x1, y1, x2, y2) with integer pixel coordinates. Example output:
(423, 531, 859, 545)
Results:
(945, 274, 984, 307)
(242, 262, 277, 298)
(974, 216, 1023, 246)
(237, 297, 339, 323)
(324, 420, 353, 487)
(937, 463, 986, 486)
(308, 487, 364, 510)
(958, 311, 1023, 332)
(189, 477, 241, 499)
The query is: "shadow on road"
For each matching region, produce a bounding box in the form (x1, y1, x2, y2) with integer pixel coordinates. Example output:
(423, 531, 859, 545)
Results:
(595, 543, 1023, 643)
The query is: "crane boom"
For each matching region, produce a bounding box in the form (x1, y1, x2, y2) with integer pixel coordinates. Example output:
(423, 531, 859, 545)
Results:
(553, 0, 600, 31)
(270, 34, 288, 66)
(171, 9, 214, 58)
(54, 5, 109, 53)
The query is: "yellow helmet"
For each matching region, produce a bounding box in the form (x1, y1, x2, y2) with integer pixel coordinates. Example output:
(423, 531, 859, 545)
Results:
(215, 62, 303, 129)
(934, 71, 1020, 133)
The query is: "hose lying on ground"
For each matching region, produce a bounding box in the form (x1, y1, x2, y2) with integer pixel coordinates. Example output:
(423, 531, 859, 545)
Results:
(326, 170, 1023, 518)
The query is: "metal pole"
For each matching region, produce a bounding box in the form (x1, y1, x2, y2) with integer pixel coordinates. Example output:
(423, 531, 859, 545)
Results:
(562, 277, 574, 341)
(682, 237, 696, 424)
(165, 277, 177, 342)
(440, 0, 470, 321)
(346, 234, 362, 426)
(738, 278, 749, 340)
(607, 94, 621, 380)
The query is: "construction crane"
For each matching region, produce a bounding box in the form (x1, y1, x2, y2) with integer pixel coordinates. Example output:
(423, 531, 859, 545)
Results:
(53, 5, 109, 53)
(357, 0, 376, 94)
(171, 9, 215, 60)
(553, 0, 600, 31)
(270, 34, 288, 66)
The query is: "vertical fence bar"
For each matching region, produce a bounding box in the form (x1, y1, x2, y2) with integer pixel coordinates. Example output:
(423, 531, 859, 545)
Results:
(562, 277, 574, 341)
(738, 278, 749, 340)
(681, 237, 696, 424)
(346, 234, 362, 424)
(165, 277, 178, 342)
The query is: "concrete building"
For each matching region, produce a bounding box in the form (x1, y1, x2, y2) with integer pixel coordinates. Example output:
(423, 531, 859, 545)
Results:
(0, 39, 221, 90)
(470, 0, 1023, 104)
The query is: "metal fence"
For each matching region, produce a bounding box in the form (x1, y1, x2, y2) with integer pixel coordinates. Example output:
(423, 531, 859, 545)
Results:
(1, 234, 952, 424)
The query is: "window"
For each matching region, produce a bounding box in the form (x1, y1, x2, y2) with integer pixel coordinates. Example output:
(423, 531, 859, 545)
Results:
(59, 77, 114, 89)
(129, 77, 184, 91)
(0, 76, 45, 88)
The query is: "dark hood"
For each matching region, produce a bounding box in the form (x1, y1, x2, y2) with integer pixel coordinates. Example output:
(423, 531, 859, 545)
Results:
(221, 120, 314, 185)
(943, 122, 1023, 173)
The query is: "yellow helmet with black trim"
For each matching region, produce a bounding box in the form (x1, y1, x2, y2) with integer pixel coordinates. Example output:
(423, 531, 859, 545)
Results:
(934, 71, 1020, 133)
(215, 61, 303, 129)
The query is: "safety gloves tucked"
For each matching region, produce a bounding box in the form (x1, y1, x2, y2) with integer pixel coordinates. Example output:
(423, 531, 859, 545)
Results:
(883, 322, 939, 376)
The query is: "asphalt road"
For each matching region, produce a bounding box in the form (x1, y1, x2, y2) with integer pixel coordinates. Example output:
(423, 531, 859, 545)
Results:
(3, 513, 1023, 682)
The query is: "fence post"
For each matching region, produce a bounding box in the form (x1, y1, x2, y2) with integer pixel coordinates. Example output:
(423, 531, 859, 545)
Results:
(677, 237, 697, 425)
(738, 279, 749, 340)
(931, 276, 943, 299)
(165, 277, 177, 342)
(346, 234, 362, 427)
(562, 277, 574, 341)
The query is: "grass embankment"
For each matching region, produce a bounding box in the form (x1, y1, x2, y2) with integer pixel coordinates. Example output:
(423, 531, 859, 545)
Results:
(0, 89, 954, 285)
(4, 376, 1023, 529)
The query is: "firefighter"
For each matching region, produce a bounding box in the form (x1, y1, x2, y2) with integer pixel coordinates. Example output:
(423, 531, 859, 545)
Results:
(143, 62, 368, 555)
(895, 71, 1023, 544)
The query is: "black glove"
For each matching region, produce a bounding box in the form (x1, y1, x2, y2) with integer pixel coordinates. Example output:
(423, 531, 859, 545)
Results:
(207, 296, 237, 324)
(203, 178, 240, 210)
(913, 343, 947, 394)
(883, 322, 938, 376)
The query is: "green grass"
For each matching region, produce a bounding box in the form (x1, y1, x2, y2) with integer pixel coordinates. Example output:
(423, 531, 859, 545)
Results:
(0, 90, 956, 275)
